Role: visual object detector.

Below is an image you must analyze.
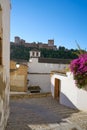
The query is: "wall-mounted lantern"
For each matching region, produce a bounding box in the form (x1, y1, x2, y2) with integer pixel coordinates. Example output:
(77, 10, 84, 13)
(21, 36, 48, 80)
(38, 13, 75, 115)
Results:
(10, 62, 20, 72)
(29, 59, 32, 63)
(16, 62, 20, 69)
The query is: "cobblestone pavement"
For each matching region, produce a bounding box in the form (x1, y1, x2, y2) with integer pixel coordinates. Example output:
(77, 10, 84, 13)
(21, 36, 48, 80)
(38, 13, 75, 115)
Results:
(6, 96, 87, 130)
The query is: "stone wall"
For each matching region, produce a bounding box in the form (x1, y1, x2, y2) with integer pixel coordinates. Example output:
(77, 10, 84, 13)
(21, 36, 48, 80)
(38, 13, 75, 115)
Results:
(10, 61, 28, 92)
(0, 66, 10, 130)
(0, 0, 10, 129)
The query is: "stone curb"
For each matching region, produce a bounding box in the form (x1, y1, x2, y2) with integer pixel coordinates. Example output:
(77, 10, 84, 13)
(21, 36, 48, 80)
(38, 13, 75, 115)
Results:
(10, 92, 51, 99)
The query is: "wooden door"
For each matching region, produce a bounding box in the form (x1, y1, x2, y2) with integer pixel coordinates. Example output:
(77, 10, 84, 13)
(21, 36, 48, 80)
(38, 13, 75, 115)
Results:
(54, 78, 60, 99)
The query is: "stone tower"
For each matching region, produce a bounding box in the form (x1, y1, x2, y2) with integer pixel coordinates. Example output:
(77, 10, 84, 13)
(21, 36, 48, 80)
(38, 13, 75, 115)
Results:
(30, 49, 41, 58)
(14, 36, 20, 44)
(48, 39, 54, 46)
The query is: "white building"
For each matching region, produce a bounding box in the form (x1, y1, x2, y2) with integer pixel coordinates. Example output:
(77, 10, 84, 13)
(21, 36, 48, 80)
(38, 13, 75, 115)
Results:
(51, 71, 87, 111)
(28, 50, 70, 93)
(0, 0, 10, 129)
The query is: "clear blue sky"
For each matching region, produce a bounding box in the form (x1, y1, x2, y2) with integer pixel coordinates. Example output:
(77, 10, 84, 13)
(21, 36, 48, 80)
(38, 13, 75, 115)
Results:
(11, 0, 87, 49)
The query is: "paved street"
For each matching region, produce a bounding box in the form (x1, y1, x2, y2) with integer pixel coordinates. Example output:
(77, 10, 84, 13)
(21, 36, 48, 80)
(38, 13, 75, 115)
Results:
(6, 96, 87, 130)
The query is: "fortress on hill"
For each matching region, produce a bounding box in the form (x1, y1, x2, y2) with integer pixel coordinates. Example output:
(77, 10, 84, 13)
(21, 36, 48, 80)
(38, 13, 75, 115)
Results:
(11, 36, 57, 50)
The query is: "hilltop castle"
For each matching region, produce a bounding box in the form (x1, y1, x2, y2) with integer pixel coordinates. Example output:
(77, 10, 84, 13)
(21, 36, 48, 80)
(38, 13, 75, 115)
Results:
(11, 36, 57, 50)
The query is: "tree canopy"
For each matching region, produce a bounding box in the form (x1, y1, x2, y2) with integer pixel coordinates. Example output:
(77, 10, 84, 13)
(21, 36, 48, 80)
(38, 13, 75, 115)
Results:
(10, 43, 85, 61)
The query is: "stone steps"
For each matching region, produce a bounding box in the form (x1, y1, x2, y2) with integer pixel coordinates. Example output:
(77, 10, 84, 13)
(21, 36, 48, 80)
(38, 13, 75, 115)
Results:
(10, 92, 51, 99)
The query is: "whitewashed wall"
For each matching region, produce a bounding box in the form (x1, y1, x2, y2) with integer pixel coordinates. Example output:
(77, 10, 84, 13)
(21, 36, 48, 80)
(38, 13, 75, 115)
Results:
(28, 74, 51, 92)
(51, 72, 87, 111)
(28, 58, 68, 92)
(28, 58, 68, 73)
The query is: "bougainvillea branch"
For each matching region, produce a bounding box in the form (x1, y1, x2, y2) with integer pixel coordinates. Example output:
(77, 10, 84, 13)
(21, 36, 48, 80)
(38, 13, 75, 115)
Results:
(70, 54, 87, 88)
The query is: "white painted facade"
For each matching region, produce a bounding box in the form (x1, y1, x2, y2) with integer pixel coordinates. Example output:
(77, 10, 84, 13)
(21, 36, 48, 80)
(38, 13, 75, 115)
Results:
(28, 50, 69, 92)
(51, 72, 87, 111)
(28, 58, 52, 92)
(28, 74, 50, 92)
(30, 50, 41, 58)
(28, 58, 68, 73)
(0, 0, 10, 129)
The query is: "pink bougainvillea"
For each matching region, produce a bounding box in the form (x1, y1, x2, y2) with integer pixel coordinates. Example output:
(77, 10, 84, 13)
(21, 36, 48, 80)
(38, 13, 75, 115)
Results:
(70, 54, 87, 88)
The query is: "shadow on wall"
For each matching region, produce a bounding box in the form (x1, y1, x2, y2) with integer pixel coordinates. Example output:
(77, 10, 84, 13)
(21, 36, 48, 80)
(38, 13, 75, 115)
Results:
(60, 92, 78, 109)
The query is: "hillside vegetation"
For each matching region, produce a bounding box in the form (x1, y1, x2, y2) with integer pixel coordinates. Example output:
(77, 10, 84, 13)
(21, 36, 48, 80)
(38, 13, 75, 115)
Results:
(10, 44, 84, 61)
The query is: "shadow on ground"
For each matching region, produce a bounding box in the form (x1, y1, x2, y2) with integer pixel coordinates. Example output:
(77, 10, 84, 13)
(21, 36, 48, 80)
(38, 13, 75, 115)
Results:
(6, 96, 79, 130)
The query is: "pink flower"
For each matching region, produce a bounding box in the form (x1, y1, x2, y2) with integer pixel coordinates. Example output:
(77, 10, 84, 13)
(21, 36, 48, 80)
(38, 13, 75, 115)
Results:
(70, 54, 87, 88)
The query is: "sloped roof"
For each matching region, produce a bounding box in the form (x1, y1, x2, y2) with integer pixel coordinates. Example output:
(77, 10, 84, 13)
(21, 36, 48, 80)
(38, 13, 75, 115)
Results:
(30, 49, 40, 52)
(10, 59, 28, 63)
(38, 57, 71, 64)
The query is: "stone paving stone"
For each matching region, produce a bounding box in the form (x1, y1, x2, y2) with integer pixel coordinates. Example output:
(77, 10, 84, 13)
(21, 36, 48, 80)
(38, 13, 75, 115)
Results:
(5, 96, 87, 130)
(68, 112, 87, 130)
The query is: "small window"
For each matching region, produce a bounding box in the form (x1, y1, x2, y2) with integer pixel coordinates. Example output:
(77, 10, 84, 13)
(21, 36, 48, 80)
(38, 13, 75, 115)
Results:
(36, 52, 38, 57)
(32, 51, 35, 56)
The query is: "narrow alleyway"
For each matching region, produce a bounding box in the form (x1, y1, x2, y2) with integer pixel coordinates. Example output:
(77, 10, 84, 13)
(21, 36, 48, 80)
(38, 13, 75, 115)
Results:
(6, 96, 87, 130)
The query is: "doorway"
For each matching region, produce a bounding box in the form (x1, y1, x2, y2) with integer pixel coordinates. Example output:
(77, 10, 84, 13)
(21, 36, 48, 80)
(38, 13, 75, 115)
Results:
(54, 78, 60, 100)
